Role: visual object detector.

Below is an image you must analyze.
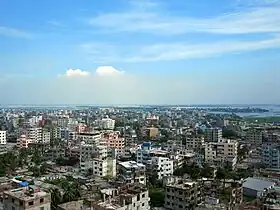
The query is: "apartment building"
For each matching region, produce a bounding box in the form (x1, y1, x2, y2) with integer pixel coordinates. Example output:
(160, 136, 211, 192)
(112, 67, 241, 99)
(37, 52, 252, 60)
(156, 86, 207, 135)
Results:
(184, 135, 204, 150)
(3, 186, 51, 210)
(80, 144, 107, 170)
(92, 157, 117, 177)
(165, 179, 202, 210)
(97, 117, 115, 130)
(23, 127, 42, 143)
(102, 131, 125, 154)
(118, 161, 146, 185)
(77, 132, 101, 145)
(205, 128, 222, 142)
(17, 135, 33, 149)
(92, 184, 150, 210)
(0, 130, 7, 144)
(246, 129, 263, 146)
(204, 139, 238, 165)
(50, 127, 61, 140)
(150, 157, 173, 180)
(41, 131, 51, 144)
(262, 143, 280, 168)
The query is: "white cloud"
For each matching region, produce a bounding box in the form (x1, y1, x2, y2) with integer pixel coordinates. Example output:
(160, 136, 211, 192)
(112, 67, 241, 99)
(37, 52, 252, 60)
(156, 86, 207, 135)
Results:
(95, 66, 124, 76)
(65, 69, 90, 77)
(88, 0, 280, 35)
(0, 26, 32, 38)
(80, 35, 280, 62)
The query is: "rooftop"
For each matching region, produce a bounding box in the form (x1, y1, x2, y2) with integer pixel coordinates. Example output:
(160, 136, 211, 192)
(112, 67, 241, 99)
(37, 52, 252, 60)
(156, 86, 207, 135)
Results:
(243, 177, 275, 192)
(4, 186, 48, 201)
(119, 161, 145, 169)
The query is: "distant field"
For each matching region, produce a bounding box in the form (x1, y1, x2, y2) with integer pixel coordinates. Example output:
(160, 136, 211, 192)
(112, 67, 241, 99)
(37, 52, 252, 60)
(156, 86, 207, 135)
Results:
(244, 116, 280, 123)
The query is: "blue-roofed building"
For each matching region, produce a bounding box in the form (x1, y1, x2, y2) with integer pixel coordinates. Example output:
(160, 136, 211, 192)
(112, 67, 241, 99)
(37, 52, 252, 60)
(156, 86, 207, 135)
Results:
(243, 177, 275, 198)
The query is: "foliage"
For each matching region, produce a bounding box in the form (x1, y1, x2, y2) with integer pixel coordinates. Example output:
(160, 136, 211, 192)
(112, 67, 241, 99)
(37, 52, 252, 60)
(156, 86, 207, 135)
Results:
(222, 128, 238, 139)
(173, 163, 214, 179)
(149, 188, 165, 207)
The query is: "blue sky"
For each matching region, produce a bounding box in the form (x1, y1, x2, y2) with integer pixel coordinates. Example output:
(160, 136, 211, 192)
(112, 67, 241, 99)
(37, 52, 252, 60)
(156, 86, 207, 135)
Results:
(0, 0, 280, 104)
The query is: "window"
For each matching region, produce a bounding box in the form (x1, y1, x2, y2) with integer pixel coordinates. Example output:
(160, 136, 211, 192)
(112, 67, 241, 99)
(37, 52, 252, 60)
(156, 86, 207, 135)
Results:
(142, 194, 145, 198)
(142, 203, 145, 206)
(29, 201, 34, 206)
(19, 201, 23, 206)
(12, 207, 15, 210)
(12, 198, 15, 203)
(40, 198, 44, 203)
(40, 207, 44, 210)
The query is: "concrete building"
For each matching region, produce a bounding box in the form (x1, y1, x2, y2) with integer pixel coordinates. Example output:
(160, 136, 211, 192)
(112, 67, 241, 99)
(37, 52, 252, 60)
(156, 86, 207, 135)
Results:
(246, 129, 263, 146)
(118, 161, 146, 185)
(3, 186, 51, 210)
(22, 127, 42, 143)
(184, 135, 204, 150)
(0, 130, 7, 144)
(92, 157, 117, 177)
(16, 135, 33, 149)
(77, 132, 101, 145)
(262, 143, 280, 168)
(41, 131, 51, 144)
(103, 131, 125, 154)
(205, 128, 222, 142)
(165, 179, 202, 210)
(150, 157, 173, 180)
(92, 184, 150, 210)
(98, 118, 115, 130)
(204, 139, 238, 166)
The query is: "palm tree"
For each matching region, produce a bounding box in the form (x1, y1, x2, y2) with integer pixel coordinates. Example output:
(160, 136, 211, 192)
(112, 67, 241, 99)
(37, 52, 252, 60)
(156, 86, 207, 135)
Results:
(50, 188, 62, 210)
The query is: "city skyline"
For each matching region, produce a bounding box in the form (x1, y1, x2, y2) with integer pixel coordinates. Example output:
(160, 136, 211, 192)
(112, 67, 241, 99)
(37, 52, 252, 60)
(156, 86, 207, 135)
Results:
(1, 0, 280, 104)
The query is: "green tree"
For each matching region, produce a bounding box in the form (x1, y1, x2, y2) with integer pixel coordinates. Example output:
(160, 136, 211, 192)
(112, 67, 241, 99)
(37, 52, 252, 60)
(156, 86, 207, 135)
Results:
(149, 188, 165, 207)
(50, 188, 62, 210)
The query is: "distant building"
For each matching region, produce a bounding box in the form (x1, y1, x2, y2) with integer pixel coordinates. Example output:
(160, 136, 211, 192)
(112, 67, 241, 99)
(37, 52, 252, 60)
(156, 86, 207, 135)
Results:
(118, 161, 146, 185)
(246, 129, 263, 146)
(205, 128, 222, 142)
(97, 117, 115, 130)
(0, 130, 7, 145)
(3, 186, 51, 210)
(150, 157, 174, 180)
(16, 135, 33, 149)
(262, 143, 280, 168)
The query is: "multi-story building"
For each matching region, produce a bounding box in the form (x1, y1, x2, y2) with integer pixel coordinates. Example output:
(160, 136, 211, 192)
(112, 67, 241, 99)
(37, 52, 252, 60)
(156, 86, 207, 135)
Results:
(16, 135, 33, 149)
(50, 127, 61, 140)
(150, 157, 173, 180)
(246, 129, 263, 146)
(3, 186, 51, 210)
(184, 135, 204, 150)
(204, 139, 238, 166)
(77, 132, 101, 145)
(164, 179, 202, 210)
(137, 142, 169, 165)
(0, 130, 7, 145)
(205, 128, 222, 142)
(262, 143, 280, 168)
(118, 161, 146, 185)
(92, 184, 150, 210)
(22, 127, 42, 143)
(92, 157, 117, 177)
(41, 131, 51, 144)
(102, 131, 125, 154)
(97, 118, 115, 130)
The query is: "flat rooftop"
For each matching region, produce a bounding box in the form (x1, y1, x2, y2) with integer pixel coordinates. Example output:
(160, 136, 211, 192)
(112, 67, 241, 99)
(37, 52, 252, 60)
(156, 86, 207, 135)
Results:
(4, 187, 48, 201)
(119, 161, 145, 169)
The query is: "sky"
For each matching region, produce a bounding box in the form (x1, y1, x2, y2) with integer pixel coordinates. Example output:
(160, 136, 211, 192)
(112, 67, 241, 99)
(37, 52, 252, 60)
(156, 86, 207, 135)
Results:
(0, 0, 280, 105)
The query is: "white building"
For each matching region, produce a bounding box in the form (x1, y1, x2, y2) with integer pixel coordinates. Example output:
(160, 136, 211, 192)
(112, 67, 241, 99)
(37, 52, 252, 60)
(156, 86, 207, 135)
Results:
(98, 118, 115, 130)
(42, 131, 51, 144)
(151, 157, 173, 180)
(118, 161, 146, 185)
(23, 127, 42, 143)
(0, 131, 6, 145)
(92, 158, 116, 177)
(16, 135, 33, 149)
(184, 135, 204, 150)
